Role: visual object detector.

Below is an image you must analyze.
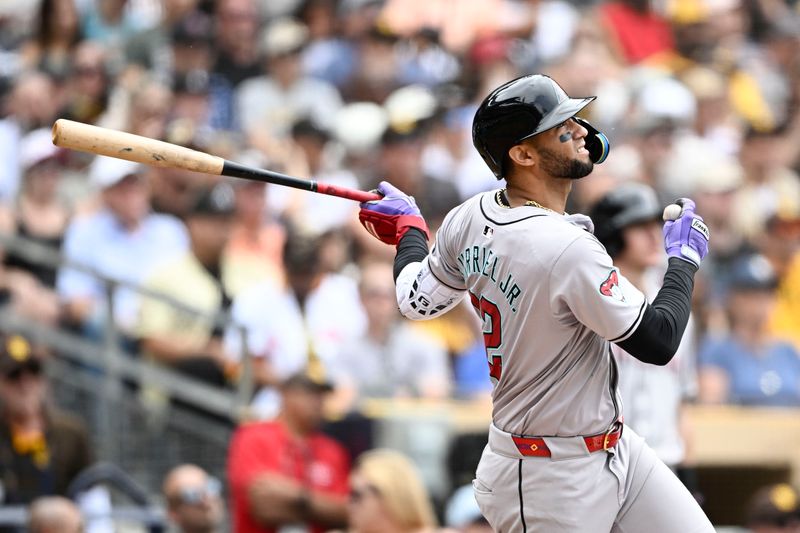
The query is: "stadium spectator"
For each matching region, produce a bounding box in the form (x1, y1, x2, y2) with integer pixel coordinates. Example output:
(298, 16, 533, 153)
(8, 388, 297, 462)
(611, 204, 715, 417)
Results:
(124, 0, 201, 75)
(731, 126, 800, 244)
(59, 41, 110, 126)
(591, 183, 699, 471)
(331, 260, 450, 412)
(745, 484, 800, 533)
(57, 156, 188, 339)
(212, 0, 262, 88)
(222, 178, 285, 298)
(81, 0, 141, 64)
(0, 72, 60, 201)
(19, 0, 81, 79)
(699, 254, 800, 406)
(0, 128, 69, 325)
(163, 464, 224, 533)
(225, 227, 365, 419)
(298, 0, 357, 87)
(279, 118, 358, 235)
(237, 18, 343, 141)
(137, 183, 237, 387)
(227, 370, 349, 533)
(374, 125, 460, 230)
(27, 496, 84, 533)
(763, 207, 800, 351)
(168, 12, 237, 133)
(0, 334, 91, 504)
(344, 448, 438, 533)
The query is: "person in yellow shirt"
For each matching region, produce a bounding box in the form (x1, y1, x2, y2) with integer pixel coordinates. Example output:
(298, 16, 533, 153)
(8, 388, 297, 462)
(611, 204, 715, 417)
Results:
(136, 183, 238, 386)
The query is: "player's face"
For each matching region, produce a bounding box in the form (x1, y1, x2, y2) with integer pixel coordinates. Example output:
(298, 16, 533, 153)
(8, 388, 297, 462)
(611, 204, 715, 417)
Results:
(619, 220, 663, 268)
(534, 118, 594, 180)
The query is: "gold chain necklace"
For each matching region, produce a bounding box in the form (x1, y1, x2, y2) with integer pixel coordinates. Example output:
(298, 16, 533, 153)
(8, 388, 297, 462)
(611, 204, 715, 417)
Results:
(495, 189, 557, 213)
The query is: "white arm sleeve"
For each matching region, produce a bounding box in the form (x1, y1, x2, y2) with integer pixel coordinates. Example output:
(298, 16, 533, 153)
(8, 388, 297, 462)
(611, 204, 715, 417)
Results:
(396, 257, 465, 320)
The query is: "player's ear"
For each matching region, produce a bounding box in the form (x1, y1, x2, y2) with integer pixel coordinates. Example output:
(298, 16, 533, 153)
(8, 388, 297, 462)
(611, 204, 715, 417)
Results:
(508, 143, 536, 169)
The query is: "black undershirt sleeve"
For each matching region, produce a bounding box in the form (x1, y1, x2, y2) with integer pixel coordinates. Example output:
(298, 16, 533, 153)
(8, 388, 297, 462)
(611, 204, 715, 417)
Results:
(393, 228, 429, 281)
(616, 257, 698, 366)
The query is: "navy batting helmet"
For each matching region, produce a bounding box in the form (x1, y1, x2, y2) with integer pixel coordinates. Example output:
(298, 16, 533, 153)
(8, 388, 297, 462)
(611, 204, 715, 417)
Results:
(472, 74, 609, 179)
(590, 182, 662, 257)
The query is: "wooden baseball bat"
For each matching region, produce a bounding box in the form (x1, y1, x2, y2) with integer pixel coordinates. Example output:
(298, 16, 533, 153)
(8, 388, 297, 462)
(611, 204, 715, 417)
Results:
(51, 119, 381, 203)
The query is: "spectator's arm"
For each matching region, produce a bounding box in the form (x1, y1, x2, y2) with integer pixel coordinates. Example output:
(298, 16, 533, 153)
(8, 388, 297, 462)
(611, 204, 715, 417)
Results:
(247, 473, 305, 525)
(247, 474, 348, 528)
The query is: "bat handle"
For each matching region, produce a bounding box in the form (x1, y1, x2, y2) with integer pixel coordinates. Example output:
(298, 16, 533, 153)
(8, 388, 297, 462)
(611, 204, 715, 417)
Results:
(315, 182, 382, 203)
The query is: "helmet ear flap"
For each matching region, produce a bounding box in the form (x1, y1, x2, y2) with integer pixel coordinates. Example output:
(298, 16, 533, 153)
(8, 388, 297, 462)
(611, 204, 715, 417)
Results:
(573, 117, 610, 164)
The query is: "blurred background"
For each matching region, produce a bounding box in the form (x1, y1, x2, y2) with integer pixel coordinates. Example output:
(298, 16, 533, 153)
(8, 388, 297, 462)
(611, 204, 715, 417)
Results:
(1, 0, 800, 531)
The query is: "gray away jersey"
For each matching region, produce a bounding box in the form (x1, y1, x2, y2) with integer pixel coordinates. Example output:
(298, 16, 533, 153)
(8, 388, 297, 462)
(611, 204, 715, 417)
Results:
(429, 191, 647, 437)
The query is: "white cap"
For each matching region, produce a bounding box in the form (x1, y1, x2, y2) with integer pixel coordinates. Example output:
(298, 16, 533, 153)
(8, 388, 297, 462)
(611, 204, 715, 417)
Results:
(20, 128, 62, 171)
(260, 18, 308, 57)
(333, 102, 389, 153)
(635, 76, 697, 130)
(384, 85, 437, 130)
(89, 156, 143, 189)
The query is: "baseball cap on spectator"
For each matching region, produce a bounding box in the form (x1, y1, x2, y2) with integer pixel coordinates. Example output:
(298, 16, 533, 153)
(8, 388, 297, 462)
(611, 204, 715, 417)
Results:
(694, 158, 744, 194)
(89, 156, 143, 190)
(187, 183, 236, 217)
(20, 128, 64, 171)
(333, 102, 388, 154)
(281, 369, 334, 393)
(260, 18, 309, 58)
(729, 254, 779, 292)
(384, 85, 437, 134)
(634, 76, 697, 132)
(0, 334, 42, 378)
(746, 484, 800, 528)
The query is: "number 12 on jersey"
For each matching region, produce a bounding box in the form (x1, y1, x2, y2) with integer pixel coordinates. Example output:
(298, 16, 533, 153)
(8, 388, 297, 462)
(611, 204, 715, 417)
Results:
(469, 291, 503, 383)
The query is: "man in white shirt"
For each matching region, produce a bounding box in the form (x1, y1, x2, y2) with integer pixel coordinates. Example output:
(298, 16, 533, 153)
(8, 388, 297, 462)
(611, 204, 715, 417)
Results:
(331, 260, 451, 411)
(57, 157, 189, 339)
(225, 229, 365, 418)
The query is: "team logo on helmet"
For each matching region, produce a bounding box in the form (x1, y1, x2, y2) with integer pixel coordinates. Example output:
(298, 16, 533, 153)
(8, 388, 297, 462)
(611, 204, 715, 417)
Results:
(599, 269, 625, 302)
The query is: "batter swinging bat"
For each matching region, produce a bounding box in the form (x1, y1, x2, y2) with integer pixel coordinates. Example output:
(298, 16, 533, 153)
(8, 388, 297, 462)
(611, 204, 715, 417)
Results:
(51, 119, 381, 203)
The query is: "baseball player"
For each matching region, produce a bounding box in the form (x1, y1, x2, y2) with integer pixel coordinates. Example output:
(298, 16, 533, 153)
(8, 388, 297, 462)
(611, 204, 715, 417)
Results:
(358, 74, 714, 532)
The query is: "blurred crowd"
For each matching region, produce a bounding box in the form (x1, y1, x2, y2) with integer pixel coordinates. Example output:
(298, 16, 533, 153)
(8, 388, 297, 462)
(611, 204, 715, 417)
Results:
(1, 0, 800, 530)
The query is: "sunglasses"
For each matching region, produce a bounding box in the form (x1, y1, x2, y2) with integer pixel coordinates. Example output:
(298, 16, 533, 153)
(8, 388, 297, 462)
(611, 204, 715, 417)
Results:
(170, 478, 221, 506)
(349, 484, 380, 503)
(3, 360, 42, 382)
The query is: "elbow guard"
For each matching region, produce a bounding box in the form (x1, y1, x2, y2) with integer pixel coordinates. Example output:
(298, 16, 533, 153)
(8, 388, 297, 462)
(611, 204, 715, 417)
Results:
(396, 260, 464, 320)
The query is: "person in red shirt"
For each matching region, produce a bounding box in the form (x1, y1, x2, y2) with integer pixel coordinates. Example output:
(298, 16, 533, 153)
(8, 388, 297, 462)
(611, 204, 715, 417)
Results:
(227, 370, 350, 533)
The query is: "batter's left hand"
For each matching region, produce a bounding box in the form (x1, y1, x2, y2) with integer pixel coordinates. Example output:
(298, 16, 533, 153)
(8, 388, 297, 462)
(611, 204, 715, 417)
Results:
(663, 198, 710, 268)
(359, 181, 430, 246)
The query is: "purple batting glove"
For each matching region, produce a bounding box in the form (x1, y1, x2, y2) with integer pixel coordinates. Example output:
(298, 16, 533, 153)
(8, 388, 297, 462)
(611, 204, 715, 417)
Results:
(361, 182, 422, 217)
(359, 181, 429, 245)
(663, 198, 710, 268)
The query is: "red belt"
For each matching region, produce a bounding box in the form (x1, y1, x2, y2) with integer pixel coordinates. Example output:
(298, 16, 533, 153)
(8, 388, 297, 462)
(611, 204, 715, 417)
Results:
(511, 423, 623, 458)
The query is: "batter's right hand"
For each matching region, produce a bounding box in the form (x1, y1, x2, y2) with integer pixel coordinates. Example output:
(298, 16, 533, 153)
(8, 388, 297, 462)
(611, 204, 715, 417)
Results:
(358, 181, 430, 246)
(663, 198, 710, 268)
